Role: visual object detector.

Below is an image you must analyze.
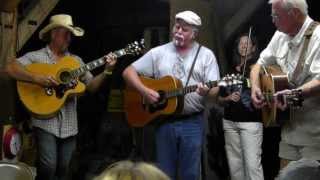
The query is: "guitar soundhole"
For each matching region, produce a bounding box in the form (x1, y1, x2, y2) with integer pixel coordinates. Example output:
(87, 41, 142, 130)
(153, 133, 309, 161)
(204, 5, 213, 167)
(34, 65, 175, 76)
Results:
(59, 71, 72, 84)
(148, 91, 167, 113)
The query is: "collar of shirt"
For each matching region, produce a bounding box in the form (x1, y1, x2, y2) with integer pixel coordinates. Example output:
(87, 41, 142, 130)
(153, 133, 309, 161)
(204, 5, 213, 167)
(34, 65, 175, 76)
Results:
(174, 41, 199, 61)
(45, 45, 70, 61)
(289, 16, 313, 48)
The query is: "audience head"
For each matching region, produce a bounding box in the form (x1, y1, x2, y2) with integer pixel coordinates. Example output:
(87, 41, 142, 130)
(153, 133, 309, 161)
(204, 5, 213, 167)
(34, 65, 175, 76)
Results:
(93, 160, 170, 180)
(276, 159, 320, 180)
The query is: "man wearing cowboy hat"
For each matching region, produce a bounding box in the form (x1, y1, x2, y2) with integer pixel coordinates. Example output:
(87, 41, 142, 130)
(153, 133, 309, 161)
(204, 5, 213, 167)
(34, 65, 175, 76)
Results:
(122, 10, 220, 180)
(6, 14, 117, 180)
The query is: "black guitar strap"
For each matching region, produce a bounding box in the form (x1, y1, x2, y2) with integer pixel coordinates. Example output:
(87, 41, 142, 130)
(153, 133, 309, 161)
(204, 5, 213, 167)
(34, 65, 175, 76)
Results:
(185, 44, 202, 86)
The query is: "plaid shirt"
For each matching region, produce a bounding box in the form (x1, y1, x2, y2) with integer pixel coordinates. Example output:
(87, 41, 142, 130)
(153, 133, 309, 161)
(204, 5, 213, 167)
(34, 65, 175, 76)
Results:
(17, 46, 93, 138)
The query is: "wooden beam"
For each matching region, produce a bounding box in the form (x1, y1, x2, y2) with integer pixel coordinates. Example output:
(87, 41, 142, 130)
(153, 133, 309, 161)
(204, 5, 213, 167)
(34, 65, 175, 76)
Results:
(17, 0, 59, 51)
(223, 0, 265, 44)
(0, 0, 21, 12)
(0, 11, 17, 69)
(0, 10, 17, 122)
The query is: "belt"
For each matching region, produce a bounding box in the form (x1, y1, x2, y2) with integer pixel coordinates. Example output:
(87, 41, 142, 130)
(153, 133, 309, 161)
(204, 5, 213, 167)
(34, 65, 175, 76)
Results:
(170, 111, 203, 120)
(156, 112, 203, 126)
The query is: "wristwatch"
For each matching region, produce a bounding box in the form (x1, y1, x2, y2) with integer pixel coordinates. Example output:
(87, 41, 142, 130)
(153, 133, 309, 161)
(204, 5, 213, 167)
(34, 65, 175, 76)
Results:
(103, 69, 113, 76)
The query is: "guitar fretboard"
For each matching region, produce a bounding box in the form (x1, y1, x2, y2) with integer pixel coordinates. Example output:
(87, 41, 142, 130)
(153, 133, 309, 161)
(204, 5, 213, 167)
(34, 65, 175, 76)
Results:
(165, 81, 218, 98)
(70, 49, 126, 78)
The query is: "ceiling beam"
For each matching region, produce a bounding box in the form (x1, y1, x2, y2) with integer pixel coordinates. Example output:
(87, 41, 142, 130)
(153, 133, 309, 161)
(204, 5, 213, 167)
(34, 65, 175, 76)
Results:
(17, 0, 59, 51)
(223, 0, 265, 44)
(0, 11, 17, 69)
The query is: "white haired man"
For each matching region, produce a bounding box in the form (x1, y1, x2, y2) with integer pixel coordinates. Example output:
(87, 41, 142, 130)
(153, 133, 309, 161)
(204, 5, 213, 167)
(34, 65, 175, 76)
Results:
(122, 10, 220, 180)
(250, 0, 320, 171)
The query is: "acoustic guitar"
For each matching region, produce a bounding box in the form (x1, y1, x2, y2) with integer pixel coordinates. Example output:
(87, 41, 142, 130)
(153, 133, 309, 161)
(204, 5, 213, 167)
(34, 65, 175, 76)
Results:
(260, 65, 303, 127)
(17, 39, 145, 118)
(124, 74, 245, 127)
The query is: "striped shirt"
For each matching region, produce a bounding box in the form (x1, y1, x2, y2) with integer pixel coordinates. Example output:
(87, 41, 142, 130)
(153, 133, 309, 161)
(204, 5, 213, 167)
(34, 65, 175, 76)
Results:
(17, 46, 93, 138)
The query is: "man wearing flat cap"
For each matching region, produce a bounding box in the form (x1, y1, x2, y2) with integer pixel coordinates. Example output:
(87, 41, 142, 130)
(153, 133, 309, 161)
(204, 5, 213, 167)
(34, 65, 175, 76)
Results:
(123, 10, 220, 180)
(6, 14, 117, 180)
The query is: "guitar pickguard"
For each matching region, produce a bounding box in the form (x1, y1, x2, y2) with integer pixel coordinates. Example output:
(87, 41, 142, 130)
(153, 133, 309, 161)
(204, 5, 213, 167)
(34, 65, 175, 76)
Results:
(143, 90, 168, 113)
(51, 79, 78, 98)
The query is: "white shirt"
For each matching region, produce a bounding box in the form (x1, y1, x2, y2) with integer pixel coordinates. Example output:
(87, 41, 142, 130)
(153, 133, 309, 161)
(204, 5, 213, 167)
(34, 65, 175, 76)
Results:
(257, 16, 320, 146)
(132, 42, 220, 114)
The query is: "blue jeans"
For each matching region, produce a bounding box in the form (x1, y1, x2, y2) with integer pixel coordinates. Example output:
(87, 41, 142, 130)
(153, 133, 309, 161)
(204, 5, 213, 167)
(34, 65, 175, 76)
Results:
(156, 114, 204, 180)
(34, 128, 76, 180)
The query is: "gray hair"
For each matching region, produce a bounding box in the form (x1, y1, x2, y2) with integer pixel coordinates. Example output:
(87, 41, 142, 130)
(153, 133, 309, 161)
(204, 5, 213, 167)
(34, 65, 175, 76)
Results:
(275, 159, 320, 180)
(268, 0, 308, 15)
(192, 26, 199, 34)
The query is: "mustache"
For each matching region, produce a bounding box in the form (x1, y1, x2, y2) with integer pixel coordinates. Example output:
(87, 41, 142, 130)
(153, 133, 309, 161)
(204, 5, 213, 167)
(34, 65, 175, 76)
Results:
(174, 33, 184, 41)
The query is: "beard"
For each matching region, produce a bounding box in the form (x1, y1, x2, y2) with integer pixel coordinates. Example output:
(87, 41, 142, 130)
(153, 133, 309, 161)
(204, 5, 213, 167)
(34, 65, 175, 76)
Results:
(173, 33, 185, 47)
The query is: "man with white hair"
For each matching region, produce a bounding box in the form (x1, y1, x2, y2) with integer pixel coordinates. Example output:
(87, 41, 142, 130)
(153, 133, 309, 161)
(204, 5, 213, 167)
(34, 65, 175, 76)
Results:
(250, 0, 320, 171)
(6, 14, 117, 180)
(122, 10, 220, 180)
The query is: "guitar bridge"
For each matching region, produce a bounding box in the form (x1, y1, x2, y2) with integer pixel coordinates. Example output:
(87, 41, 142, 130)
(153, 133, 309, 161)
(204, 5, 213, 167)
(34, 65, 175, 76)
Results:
(44, 87, 54, 96)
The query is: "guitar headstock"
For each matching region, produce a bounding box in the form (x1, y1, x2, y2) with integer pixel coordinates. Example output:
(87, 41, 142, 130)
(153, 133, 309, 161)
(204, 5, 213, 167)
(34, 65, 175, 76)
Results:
(218, 73, 249, 88)
(123, 39, 145, 56)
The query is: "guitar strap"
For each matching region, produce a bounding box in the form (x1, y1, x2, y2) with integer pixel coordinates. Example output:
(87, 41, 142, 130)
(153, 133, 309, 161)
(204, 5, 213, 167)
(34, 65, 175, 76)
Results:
(288, 21, 318, 124)
(185, 44, 202, 86)
(290, 21, 319, 86)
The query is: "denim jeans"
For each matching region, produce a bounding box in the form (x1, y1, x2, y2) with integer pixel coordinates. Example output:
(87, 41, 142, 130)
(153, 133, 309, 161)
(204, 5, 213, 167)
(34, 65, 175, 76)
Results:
(156, 114, 204, 180)
(34, 128, 76, 180)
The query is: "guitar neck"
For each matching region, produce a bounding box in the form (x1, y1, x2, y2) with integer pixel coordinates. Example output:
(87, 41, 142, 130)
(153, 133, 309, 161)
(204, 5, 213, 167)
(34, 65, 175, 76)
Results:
(70, 49, 126, 78)
(166, 81, 217, 98)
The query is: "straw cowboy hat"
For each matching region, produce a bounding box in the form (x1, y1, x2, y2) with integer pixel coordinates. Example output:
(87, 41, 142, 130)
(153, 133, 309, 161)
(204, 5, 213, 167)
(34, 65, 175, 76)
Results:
(39, 14, 84, 40)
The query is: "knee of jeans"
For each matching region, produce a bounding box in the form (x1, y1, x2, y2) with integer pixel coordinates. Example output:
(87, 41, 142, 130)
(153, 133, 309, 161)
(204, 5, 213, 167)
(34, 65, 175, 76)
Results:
(38, 162, 57, 174)
(181, 171, 199, 180)
(58, 160, 71, 174)
(56, 167, 68, 178)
